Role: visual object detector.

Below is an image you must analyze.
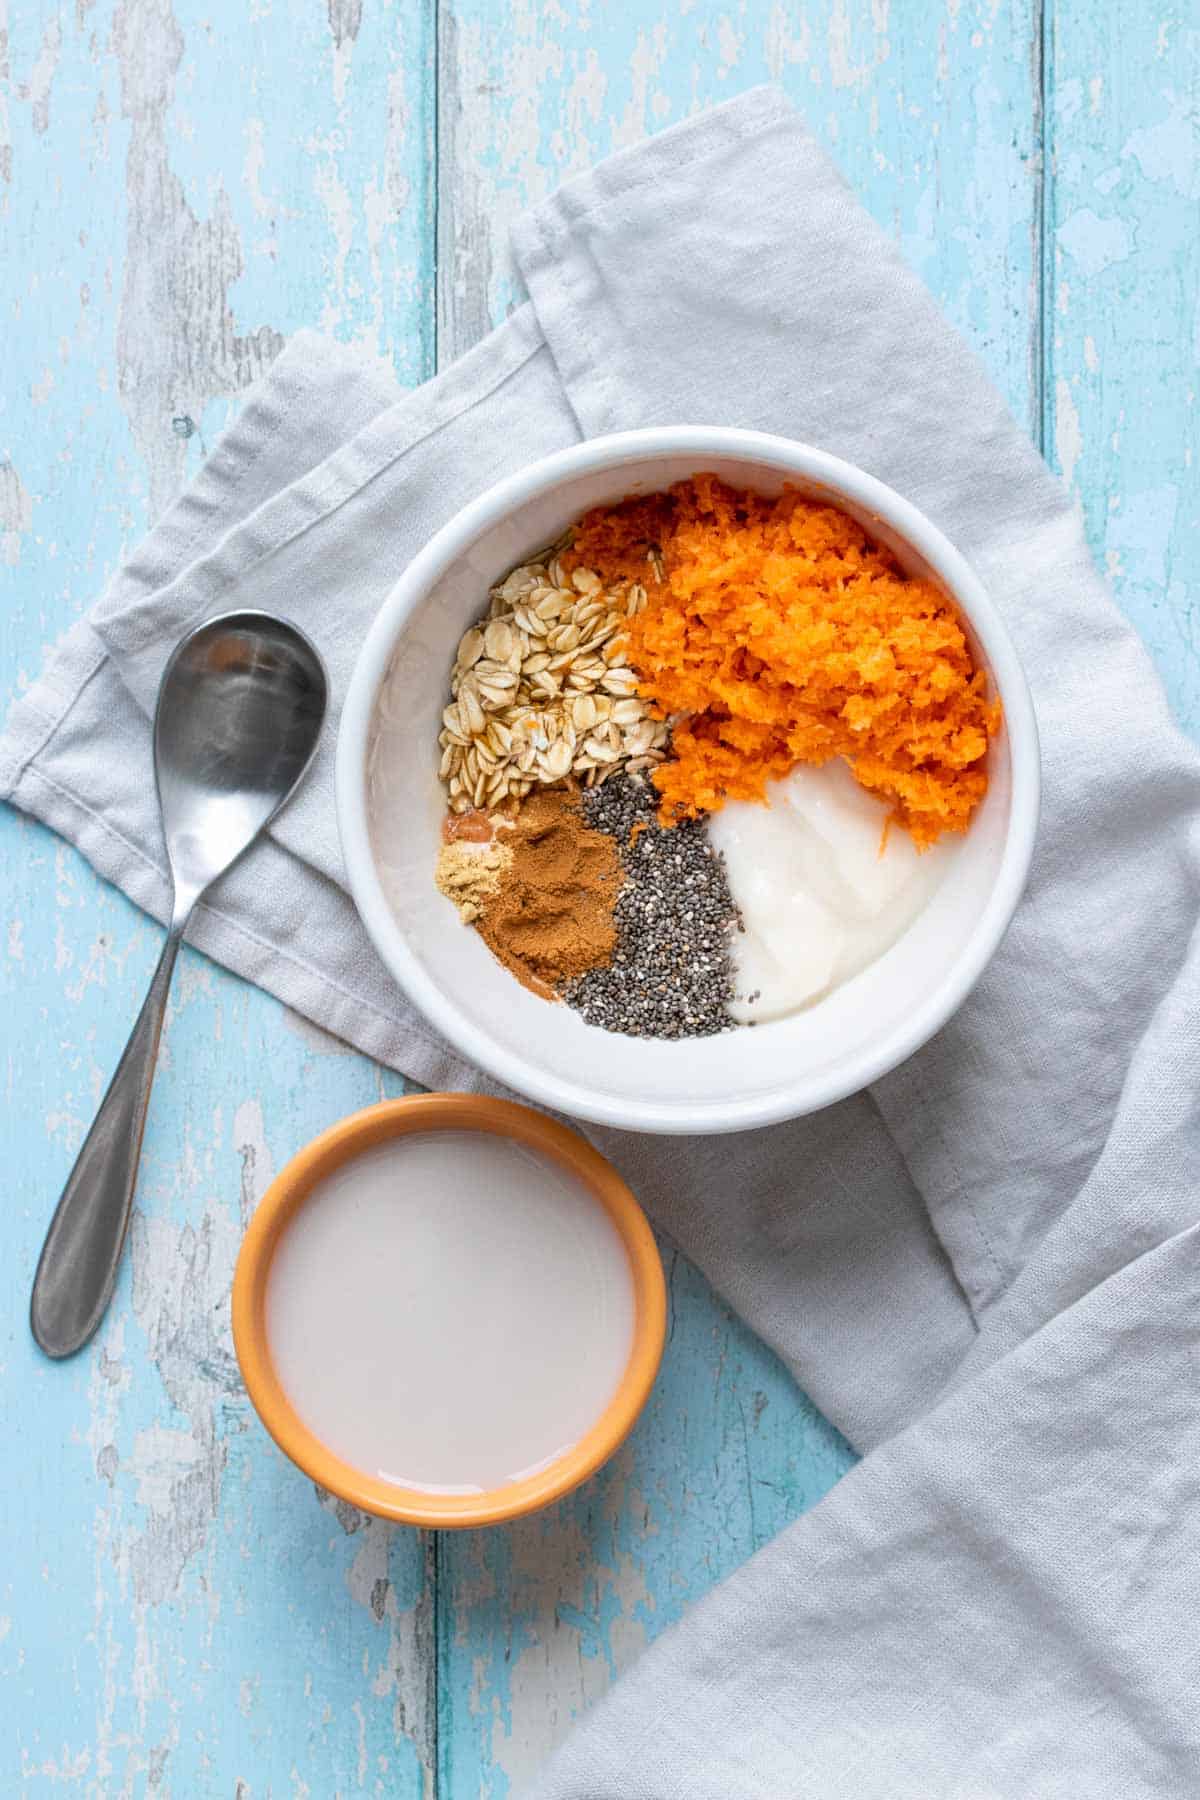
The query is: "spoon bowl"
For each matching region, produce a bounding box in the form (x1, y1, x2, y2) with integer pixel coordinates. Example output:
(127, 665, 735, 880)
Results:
(156, 616, 329, 900)
(30, 610, 328, 1359)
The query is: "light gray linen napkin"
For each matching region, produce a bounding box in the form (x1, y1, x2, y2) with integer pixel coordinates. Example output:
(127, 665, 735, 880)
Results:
(5, 86, 1200, 1793)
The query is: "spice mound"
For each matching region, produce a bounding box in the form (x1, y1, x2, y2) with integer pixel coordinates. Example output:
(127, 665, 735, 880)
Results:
(566, 776, 738, 1039)
(474, 789, 621, 998)
(434, 813, 513, 924)
(563, 474, 999, 848)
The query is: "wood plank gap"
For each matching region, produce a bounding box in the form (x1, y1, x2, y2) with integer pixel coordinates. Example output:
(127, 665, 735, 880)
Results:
(429, 11, 444, 1790)
(1034, 0, 1053, 459)
(424, 1528, 442, 1800)
(434, 0, 462, 366)
(434, 1526, 455, 1800)
(431, 0, 443, 376)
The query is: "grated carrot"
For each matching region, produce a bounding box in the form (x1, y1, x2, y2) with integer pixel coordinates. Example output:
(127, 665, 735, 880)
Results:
(563, 474, 999, 847)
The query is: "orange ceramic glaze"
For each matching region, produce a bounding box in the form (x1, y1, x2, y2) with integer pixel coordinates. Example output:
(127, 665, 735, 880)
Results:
(231, 1093, 666, 1529)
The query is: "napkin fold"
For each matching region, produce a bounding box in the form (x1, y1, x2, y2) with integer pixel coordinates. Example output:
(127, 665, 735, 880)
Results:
(6, 86, 1200, 1795)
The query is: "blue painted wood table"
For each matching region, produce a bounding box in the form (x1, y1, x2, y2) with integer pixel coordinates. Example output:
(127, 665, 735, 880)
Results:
(2, 2, 1195, 1793)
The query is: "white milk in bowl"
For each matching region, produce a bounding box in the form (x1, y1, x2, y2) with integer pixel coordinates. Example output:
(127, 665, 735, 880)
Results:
(264, 1131, 637, 1494)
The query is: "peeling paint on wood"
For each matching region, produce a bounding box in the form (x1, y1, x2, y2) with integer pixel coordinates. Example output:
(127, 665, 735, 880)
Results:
(1045, 0, 1200, 727)
(2, 1, 1197, 1795)
(328, 0, 364, 52)
(112, 0, 285, 517)
(19, 14, 59, 136)
(0, 458, 32, 564)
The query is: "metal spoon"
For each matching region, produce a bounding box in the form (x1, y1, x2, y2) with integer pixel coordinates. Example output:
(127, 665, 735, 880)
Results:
(30, 610, 328, 1360)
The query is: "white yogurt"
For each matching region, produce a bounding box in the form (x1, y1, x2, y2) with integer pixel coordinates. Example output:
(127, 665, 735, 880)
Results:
(707, 759, 957, 1022)
(265, 1132, 635, 1494)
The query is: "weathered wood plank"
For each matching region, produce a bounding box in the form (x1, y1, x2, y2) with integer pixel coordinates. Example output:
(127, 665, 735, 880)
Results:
(433, 3, 1041, 1788)
(1, 0, 439, 1792)
(1045, 0, 1200, 734)
(436, 0, 1043, 428)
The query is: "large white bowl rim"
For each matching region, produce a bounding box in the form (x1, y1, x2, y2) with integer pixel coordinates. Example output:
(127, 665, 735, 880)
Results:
(336, 427, 1040, 1134)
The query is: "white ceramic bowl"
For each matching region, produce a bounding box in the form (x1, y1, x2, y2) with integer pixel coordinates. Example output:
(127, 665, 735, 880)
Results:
(336, 428, 1040, 1135)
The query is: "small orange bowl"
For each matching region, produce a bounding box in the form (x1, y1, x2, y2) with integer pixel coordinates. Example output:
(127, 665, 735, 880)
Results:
(232, 1093, 666, 1529)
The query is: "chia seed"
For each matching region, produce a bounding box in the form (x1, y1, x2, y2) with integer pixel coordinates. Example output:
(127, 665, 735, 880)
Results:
(564, 775, 739, 1040)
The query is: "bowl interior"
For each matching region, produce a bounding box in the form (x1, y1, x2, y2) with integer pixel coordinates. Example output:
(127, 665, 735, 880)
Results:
(364, 448, 1020, 1131)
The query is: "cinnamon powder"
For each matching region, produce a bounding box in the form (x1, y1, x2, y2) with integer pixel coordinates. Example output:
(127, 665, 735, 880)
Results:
(477, 788, 621, 997)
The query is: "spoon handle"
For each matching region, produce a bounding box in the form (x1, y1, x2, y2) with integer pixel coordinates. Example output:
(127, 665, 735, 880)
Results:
(30, 912, 187, 1359)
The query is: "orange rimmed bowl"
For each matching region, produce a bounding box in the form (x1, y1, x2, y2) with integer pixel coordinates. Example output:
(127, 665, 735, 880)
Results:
(232, 1093, 666, 1529)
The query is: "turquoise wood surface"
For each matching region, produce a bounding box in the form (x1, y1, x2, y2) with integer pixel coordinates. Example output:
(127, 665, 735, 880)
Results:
(1, 3, 1195, 1793)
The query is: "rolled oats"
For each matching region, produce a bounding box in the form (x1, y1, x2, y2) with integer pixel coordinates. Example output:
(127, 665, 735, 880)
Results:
(440, 549, 668, 808)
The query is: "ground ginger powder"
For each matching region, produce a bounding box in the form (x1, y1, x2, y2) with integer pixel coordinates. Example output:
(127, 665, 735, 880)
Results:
(435, 835, 512, 923)
(563, 474, 1000, 848)
(477, 788, 621, 996)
